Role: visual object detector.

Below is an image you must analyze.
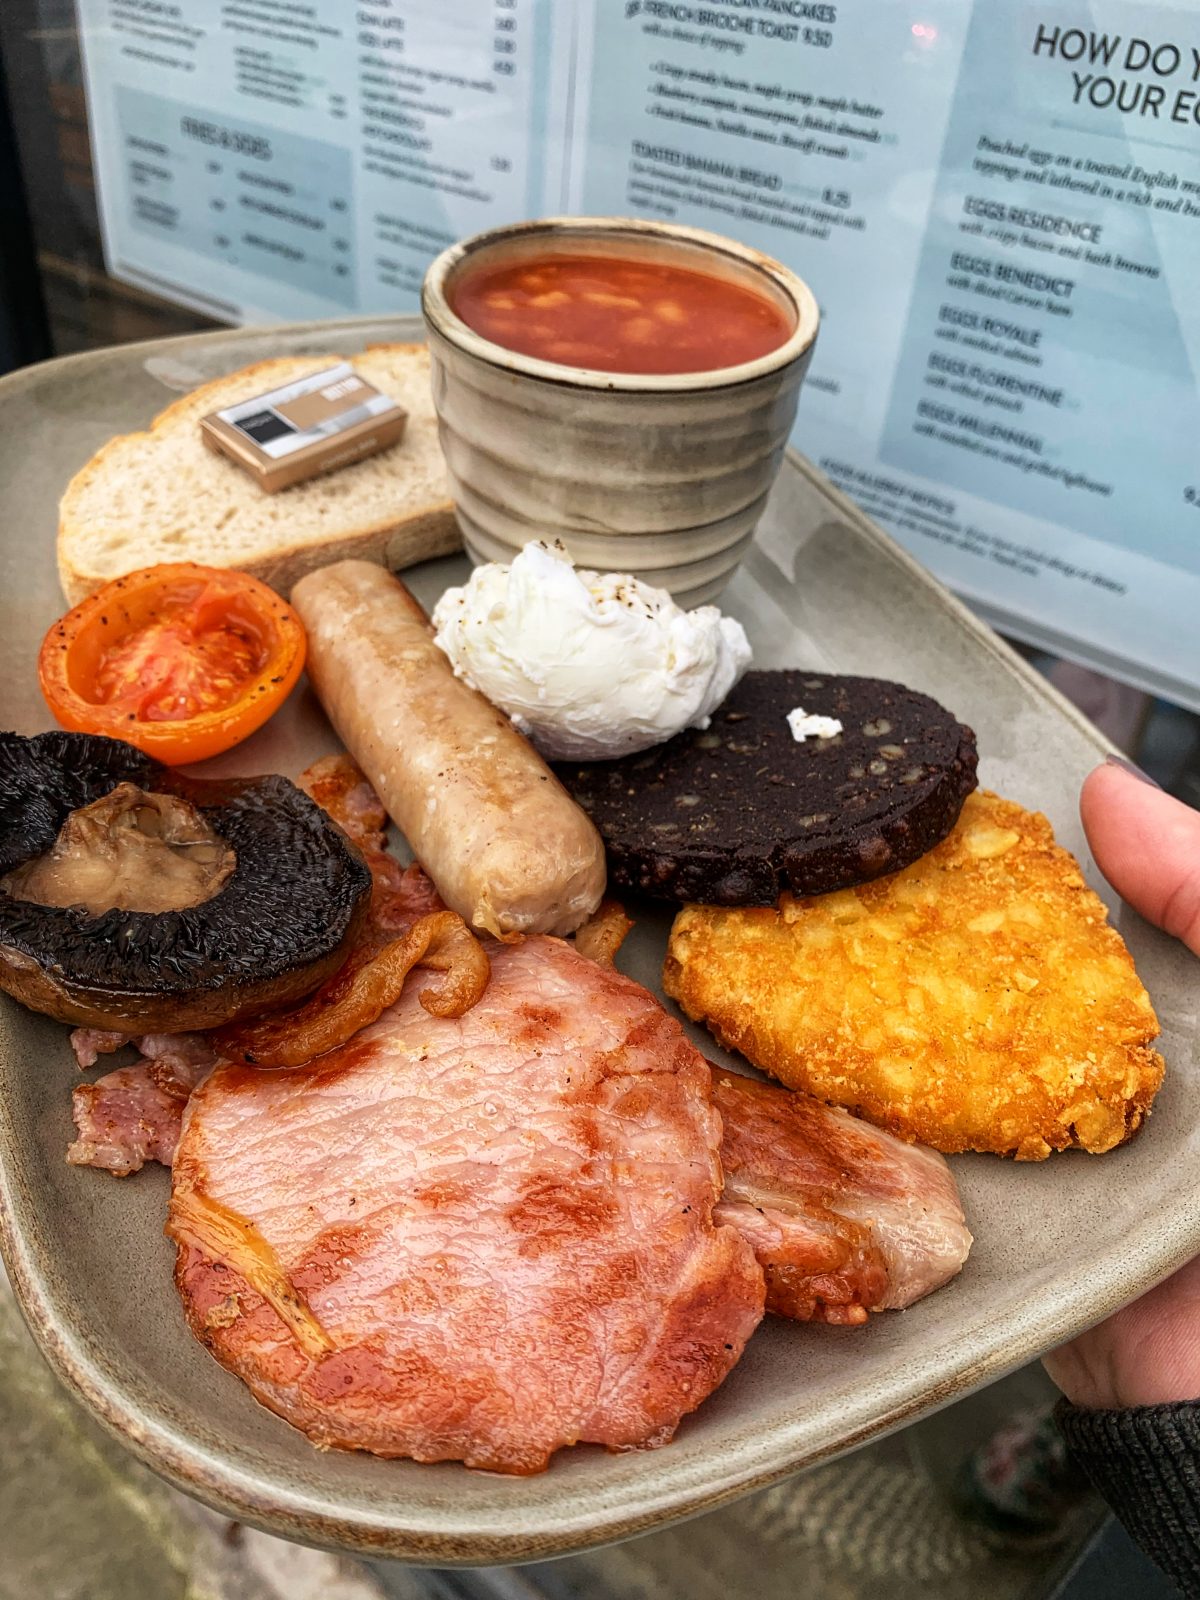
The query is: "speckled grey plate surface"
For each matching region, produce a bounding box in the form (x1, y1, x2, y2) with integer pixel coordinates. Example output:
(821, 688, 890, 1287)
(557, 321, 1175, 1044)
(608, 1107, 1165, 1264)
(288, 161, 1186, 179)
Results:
(0, 318, 1196, 1566)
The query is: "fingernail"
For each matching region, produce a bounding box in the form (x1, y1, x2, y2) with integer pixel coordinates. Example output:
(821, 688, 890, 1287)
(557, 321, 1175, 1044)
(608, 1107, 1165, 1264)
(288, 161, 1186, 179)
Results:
(1105, 754, 1161, 789)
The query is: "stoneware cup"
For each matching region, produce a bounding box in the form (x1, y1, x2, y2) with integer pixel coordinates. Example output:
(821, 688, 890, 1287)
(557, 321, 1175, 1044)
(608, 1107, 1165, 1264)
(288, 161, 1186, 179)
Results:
(421, 216, 819, 605)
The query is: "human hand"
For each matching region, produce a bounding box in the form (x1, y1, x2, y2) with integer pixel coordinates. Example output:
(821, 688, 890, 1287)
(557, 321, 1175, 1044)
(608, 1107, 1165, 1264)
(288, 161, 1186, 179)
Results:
(1042, 757, 1200, 1409)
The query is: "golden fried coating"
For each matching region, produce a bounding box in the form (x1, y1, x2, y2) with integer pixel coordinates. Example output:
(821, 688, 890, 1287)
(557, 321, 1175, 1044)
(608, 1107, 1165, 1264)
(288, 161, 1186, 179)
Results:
(664, 791, 1163, 1160)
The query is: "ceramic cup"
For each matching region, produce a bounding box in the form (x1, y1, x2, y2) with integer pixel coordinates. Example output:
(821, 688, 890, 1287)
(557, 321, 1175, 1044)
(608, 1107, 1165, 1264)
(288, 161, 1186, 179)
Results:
(421, 217, 819, 605)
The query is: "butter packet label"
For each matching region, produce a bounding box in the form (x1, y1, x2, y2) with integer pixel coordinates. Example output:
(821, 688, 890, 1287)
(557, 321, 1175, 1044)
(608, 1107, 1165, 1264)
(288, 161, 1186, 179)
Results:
(200, 363, 407, 493)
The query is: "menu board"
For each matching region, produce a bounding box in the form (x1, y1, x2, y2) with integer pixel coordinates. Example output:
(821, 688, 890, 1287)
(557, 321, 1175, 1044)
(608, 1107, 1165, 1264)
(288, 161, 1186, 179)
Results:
(76, 0, 1200, 707)
(76, 0, 565, 317)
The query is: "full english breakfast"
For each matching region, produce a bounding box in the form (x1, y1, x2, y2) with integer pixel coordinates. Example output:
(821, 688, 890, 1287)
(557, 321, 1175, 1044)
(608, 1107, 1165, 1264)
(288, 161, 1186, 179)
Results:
(0, 285, 1170, 1484)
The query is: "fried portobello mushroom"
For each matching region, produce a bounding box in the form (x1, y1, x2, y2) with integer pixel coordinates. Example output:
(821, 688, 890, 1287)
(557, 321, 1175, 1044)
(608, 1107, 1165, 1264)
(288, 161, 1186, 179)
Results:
(0, 731, 371, 1031)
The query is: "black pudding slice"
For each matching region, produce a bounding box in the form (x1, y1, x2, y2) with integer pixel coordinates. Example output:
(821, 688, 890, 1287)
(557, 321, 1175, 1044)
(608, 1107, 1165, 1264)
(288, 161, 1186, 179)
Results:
(556, 671, 979, 905)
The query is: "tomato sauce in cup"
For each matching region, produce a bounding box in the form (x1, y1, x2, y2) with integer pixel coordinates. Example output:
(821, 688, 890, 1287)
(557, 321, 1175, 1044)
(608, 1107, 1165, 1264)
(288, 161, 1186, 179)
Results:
(449, 252, 795, 376)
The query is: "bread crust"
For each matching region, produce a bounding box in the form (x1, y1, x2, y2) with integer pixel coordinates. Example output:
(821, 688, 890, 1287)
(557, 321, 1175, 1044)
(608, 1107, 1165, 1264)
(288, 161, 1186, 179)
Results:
(57, 345, 458, 604)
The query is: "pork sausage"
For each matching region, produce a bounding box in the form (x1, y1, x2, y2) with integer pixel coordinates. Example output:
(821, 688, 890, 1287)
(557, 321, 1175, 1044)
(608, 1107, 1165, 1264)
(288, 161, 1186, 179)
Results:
(292, 560, 606, 937)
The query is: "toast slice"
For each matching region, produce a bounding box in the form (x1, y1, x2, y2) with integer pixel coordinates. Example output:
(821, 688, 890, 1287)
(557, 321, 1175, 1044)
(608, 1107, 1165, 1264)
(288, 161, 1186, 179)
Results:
(57, 343, 459, 604)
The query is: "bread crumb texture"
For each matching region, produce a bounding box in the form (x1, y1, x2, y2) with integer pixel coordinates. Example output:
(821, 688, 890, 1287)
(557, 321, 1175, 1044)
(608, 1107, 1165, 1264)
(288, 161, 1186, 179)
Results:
(664, 790, 1164, 1160)
(57, 346, 457, 604)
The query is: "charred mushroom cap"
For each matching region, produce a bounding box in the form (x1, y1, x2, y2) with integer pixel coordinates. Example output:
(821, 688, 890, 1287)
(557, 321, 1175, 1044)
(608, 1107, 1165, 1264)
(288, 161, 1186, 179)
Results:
(0, 731, 372, 1031)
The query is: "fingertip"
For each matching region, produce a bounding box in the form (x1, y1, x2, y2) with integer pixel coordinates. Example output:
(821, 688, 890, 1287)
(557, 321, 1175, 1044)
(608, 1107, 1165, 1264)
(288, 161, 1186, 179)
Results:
(1080, 759, 1200, 955)
(1080, 760, 1135, 844)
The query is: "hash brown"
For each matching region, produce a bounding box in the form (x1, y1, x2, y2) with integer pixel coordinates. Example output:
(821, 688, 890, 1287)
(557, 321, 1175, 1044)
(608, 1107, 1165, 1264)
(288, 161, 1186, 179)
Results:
(664, 791, 1164, 1160)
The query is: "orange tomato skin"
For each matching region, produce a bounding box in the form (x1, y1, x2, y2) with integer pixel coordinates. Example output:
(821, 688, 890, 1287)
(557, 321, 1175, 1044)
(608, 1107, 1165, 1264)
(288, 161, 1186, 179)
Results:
(38, 564, 307, 766)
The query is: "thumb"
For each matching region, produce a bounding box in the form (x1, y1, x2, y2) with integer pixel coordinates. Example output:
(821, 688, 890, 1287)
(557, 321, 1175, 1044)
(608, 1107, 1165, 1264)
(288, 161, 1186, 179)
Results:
(1080, 760, 1200, 956)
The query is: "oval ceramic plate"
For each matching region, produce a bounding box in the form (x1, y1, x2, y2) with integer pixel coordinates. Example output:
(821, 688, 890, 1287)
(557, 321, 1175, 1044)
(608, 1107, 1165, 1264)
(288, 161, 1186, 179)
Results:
(0, 318, 1196, 1565)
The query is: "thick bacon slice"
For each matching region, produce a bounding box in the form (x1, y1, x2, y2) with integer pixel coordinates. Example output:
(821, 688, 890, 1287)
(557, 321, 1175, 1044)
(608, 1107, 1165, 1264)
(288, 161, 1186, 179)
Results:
(712, 1072, 971, 1323)
(66, 993, 969, 1335)
(68, 1034, 217, 1176)
(69, 1028, 133, 1069)
(169, 937, 765, 1474)
(213, 910, 489, 1068)
(66, 1002, 970, 1331)
(68, 1065, 187, 1177)
(299, 753, 443, 934)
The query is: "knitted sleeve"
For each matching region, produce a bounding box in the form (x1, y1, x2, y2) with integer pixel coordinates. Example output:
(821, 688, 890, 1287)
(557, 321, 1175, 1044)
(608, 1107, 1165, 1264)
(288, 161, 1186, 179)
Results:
(1056, 1399, 1200, 1597)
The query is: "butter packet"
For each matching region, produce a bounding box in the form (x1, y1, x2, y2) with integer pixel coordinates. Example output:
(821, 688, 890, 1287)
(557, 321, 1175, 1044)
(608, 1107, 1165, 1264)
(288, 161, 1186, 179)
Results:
(200, 363, 407, 493)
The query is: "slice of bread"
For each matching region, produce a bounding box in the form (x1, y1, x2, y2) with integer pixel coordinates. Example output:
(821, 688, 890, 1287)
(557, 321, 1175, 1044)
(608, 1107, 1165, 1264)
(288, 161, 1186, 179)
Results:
(57, 343, 459, 605)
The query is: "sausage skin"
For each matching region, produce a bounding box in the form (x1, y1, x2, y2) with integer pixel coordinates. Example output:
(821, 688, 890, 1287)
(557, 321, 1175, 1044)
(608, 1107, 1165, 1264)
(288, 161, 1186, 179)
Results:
(292, 560, 607, 937)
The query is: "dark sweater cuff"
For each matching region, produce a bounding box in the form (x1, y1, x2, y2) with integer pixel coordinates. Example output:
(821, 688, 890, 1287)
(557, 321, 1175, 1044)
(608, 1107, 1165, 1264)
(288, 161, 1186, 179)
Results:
(1056, 1398, 1200, 1597)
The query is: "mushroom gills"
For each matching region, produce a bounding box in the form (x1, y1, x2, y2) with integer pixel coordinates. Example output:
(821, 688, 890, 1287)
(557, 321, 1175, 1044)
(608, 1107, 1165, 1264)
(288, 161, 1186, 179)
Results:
(3, 784, 236, 916)
(0, 730, 373, 1032)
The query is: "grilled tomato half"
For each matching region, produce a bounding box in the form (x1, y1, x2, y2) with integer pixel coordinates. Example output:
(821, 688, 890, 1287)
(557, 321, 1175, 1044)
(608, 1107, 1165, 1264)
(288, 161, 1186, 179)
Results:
(38, 563, 306, 765)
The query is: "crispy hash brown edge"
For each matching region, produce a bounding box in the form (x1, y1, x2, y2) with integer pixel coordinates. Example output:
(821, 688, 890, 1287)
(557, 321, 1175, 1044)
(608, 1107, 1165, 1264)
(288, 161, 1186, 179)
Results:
(663, 791, 1165, 1161)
